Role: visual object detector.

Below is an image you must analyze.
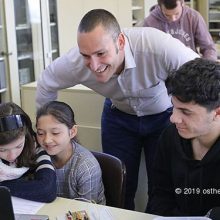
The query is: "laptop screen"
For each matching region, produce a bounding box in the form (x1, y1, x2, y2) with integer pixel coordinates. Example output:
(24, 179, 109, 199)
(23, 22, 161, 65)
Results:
(0, 186, 15, 220)
(0, 186, 49, 220)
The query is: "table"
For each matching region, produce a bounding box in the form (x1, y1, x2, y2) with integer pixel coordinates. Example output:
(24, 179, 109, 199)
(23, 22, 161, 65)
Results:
(37, 197, 157, 220)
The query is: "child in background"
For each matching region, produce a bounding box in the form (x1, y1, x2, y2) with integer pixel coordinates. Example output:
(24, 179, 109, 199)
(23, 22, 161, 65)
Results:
(36, 101, 105, 204)
(0, 102, 56, 202)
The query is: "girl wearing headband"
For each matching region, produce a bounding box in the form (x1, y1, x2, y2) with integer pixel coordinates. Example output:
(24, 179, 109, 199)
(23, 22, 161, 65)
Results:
(0, 102, 56, 202)
(36, 101, 105, 204)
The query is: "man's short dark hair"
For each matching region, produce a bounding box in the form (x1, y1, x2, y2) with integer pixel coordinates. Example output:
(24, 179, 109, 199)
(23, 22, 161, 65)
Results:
(78, 9, 121, 42)
(158, 0, 183, 9)
(166, 58, 220, 111)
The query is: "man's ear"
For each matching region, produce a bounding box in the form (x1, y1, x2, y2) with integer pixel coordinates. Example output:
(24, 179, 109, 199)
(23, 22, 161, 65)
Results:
(117, 32, 125, 51)
(214, 107, 220, 120)
(70, 125, 78, 138)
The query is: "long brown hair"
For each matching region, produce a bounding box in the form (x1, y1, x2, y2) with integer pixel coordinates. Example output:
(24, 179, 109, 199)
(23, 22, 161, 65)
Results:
(0, 102, 36, 167)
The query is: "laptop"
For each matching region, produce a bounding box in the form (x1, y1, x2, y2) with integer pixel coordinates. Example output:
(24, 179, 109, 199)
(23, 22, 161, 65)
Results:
(0, 186, 49, 220)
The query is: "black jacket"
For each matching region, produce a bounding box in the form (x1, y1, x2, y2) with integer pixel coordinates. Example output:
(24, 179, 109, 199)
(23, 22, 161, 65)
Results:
(149, 124, 220, 216)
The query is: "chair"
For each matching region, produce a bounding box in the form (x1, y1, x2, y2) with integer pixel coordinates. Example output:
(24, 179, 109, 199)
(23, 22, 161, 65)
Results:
(91, 151, 126, 208)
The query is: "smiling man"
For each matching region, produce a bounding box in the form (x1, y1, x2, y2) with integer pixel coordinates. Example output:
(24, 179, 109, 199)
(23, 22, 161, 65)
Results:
(143, 0, 217, 60)
(36, 9, 199, 211)
(149, 58, 220, 216)
(77, 24, 125, 83)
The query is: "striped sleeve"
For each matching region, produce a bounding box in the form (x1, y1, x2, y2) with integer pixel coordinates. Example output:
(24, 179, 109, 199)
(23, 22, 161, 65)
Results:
(35, 147, 55, 171)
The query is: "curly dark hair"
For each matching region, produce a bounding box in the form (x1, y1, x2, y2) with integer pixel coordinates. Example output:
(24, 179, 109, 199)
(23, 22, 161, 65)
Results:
(166, 58, 220, 111)
(158, 0, 184, 9)
(0, 102, 36, 167)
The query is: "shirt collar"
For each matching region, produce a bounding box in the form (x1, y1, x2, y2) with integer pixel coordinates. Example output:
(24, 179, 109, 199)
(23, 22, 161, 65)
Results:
(123, 35, 136, 70)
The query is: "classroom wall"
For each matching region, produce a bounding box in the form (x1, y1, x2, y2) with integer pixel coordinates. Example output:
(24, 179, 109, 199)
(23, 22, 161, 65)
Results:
(57, 0, 132, 54)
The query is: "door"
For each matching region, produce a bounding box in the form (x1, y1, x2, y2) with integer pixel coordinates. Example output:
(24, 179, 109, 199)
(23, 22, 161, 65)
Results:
(13, 0, 44, 86)
(3, 0, 43, 105)
(0, 0, 11, 103)
(41, 0, 59, 67)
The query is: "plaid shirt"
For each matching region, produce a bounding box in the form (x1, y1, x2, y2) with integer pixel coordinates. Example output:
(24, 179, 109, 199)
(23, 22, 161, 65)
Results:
(54, 141, 105, 204)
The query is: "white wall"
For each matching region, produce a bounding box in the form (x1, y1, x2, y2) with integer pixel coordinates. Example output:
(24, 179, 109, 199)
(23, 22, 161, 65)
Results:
(57, 0, 132, 54)
(144, 0, 157, 17)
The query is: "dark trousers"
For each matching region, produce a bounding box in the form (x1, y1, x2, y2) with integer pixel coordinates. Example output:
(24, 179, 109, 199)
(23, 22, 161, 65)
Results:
(101, 98, 172, 211)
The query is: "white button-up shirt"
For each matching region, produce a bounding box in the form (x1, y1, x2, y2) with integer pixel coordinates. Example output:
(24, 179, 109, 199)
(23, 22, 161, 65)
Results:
(36, 27, 199, 116)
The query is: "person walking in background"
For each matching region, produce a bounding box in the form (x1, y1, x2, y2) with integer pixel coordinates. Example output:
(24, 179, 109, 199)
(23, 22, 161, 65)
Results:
(0, 102, 56, 202)
(149, 58, 220, 216)
(36, 101, 105, 204)
(36, 9, 199, 211)
(143, 0, 217, 60)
